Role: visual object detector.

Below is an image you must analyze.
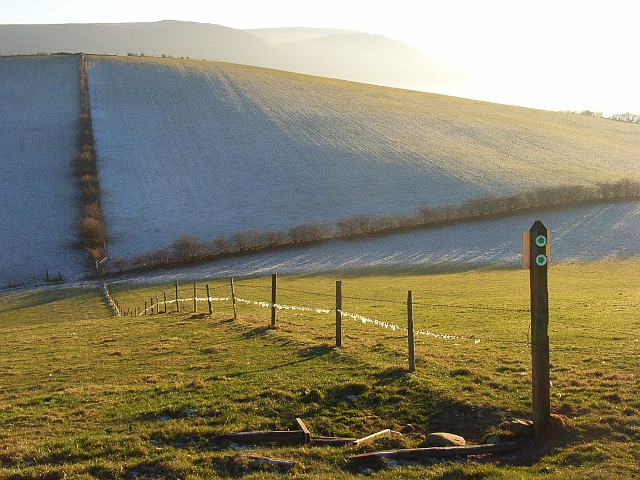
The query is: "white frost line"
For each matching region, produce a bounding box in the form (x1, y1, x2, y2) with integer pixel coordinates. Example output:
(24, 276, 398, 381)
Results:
(134, 295, 481, 342)
(338, 310, 400, 332)
(235, 297, 330, 314)
(338, 310, 480, 343)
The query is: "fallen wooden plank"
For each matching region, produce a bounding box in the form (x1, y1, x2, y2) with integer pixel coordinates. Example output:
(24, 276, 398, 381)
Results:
(295, 417, 311, 444)
(220, 430, 307, 445)
(348, 442, 518, 465)
(310, 436, 357, 446)
(354, 429, 394, 446)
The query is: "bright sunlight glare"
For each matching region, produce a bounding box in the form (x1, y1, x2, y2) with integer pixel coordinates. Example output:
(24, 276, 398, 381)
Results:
(2, 0, 639, 114)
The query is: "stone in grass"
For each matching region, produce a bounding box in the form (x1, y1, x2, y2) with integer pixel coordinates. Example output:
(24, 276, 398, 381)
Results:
(500, 419, 535, 438)
(424, 432, 466, 447)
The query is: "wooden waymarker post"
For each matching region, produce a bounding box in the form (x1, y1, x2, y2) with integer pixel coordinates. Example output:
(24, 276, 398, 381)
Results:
(271, 273, 277, 327)
(407, 291, 415, 372)
(529, 220, 551, 438)
(336, 280, 342, 347)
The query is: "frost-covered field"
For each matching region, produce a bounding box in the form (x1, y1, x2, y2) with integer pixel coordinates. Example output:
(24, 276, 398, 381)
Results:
(0, 56, 85, 287)
(112, 201, 640, 285)
(87, 57, 640, 262)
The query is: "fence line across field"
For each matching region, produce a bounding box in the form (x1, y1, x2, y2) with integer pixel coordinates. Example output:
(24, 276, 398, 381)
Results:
(125, 281, 487, 344)
(106, 276, 628, 354)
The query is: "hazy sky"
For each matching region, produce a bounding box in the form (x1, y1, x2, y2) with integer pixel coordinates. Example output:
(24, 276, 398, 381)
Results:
(2, 0, 639, 114)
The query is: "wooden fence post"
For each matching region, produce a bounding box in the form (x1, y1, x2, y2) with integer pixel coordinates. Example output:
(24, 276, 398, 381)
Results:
(271, 274, 277, 328)
(156, 294, 160, 314)
(206, 284, 213, 315)
(150, 296, 154, 315)
(408, 290, 415, 372)
(175, 281, 180, 313)
(193, 282, 197, 313)
(529, 220, 550, 438)
(163, 291, 167, 314)
(336, 280, 342, 348)
(144, 301, 147, 316)
(230, 278, 238, 320)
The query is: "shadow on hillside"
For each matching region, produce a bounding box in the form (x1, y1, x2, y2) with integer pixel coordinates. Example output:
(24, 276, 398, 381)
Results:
(0, 285, 95, 314)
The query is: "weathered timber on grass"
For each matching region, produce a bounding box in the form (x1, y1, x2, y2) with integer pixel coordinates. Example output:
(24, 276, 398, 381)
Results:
(310, 436, 357, 446)
(295, 417, 311, 444)
(354, 429, 400, 447)
(348, 442, 518, 465)
(218, 417, 312, 445)
(218, 430, 308, 445)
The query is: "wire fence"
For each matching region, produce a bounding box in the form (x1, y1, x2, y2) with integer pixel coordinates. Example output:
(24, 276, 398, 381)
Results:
(107, 274, 638, 358)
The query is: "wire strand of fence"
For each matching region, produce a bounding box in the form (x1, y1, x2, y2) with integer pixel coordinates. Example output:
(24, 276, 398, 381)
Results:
(341, 294, 531, 314)
(342, 294, 405, 304)
(276, 286, 336, 298)
(337, 309, 483, 343)
(137, 296, 230, 315)
(235, 297, 331, 314)
(202, 284, 230, 291)
(233, 283, 270, 289)
(414, 302, 530, 314)
(127, 290, 633, 354)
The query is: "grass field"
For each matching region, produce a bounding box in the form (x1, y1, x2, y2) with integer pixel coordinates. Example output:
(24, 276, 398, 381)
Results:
(0, 260, 638, 479)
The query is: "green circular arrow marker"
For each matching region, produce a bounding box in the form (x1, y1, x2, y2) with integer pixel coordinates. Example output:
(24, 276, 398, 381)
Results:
(535, 254, 548, 267)
(535, 235, 547, 247)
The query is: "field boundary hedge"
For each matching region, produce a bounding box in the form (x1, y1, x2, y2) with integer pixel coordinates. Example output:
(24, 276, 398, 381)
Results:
(108, 179, 640, 274)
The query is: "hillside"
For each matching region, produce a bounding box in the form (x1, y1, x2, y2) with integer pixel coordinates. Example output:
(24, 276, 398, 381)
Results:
(0, 55, 86, 286)
(86, 56, 640, 264)
(0, 20, 459, 94)
(112, 200, 640, 284)
(1, 54, 638, 287)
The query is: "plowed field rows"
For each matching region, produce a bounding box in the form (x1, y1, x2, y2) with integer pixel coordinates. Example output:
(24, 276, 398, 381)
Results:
(0, 55, 85, 286)
(87, 56, 640, 262)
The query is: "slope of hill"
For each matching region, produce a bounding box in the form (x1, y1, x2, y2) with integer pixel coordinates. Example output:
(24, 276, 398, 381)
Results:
(0, 21, 280, 66)
(113, 200, 640, 284)
(250, 28, 463, 92)
(86, 56, 640, 264)
(0, 21, 459, 94)
(0, 55, 85, 286)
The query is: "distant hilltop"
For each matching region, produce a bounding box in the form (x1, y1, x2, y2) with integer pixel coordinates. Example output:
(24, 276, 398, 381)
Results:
(0, 20, 466, 93)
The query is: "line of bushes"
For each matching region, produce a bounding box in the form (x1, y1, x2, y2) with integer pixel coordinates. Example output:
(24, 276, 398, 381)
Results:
(109, 178, 640, 273)
(74, 54, 107, 270)
(564, 110, 640, 124)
